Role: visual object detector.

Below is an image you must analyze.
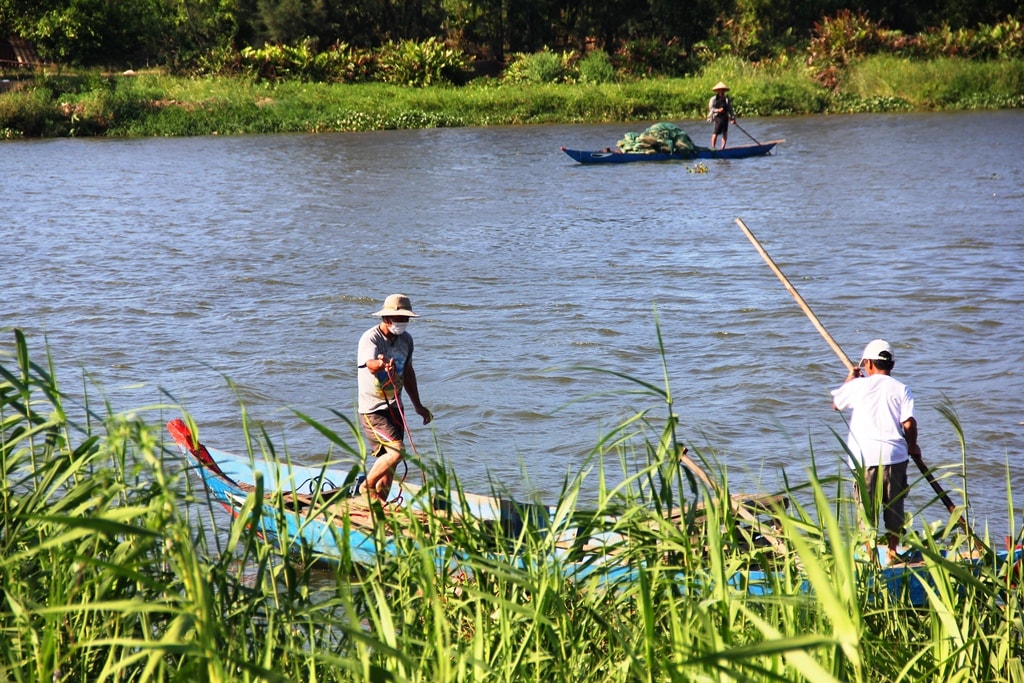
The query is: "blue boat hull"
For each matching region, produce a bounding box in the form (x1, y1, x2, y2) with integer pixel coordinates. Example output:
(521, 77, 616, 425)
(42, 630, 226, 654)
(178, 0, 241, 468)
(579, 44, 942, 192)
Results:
(167, 418, 614, 574)
(561, 141, 782, 164)
(168, 418, 1015, 604)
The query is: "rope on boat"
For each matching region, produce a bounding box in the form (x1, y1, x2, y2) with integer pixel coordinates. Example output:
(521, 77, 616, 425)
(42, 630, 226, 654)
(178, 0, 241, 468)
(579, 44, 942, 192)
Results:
(379, 365, 416, 507)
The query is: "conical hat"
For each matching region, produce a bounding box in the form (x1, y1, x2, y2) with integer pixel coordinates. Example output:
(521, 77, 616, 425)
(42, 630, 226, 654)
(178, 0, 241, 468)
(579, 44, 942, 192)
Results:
(711, 82, 729, 92)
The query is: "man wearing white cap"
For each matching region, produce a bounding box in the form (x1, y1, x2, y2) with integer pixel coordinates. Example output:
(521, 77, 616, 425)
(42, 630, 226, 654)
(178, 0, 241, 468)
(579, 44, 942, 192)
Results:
(707, 82, 736, 150)
(831, 339, 920, 555)
(357, 294, 433, 500)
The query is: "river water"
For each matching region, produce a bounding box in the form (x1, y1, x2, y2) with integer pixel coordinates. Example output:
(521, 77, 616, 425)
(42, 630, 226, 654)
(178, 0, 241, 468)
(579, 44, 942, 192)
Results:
(3, 110, 1023, 533)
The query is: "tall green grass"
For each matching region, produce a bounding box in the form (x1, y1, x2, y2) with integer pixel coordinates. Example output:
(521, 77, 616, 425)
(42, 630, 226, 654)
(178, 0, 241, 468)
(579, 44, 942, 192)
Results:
(2, 329, 1023, 681)
(843, 55, 1024, 110)
(1, 57, 1021, 138)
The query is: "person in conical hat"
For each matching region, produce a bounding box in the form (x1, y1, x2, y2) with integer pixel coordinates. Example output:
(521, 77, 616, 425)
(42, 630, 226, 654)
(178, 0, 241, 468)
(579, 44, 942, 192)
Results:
(357, 293, 433, 500)
(707, 82, 736, 150)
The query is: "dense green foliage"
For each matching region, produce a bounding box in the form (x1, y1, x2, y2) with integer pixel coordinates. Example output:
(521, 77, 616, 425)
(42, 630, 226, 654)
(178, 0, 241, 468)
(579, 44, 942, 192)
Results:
(2, 2, 1022, 140)
(3, 330, 1024, 681)
(1, 0, 1022, 70)
(806, 10, 1024, 86)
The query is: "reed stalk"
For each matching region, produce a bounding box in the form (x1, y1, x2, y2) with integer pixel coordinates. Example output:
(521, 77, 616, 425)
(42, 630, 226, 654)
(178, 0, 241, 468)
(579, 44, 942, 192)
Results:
(2, 329, 1022, 682)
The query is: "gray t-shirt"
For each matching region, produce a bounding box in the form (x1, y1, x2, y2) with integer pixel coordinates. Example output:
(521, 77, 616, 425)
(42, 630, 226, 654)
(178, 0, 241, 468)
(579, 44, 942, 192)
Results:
(357, 325, 414, 414)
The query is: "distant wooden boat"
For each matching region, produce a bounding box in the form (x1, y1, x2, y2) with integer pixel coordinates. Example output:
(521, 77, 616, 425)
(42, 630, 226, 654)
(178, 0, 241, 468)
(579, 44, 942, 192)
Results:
(561, 140, 783, 164)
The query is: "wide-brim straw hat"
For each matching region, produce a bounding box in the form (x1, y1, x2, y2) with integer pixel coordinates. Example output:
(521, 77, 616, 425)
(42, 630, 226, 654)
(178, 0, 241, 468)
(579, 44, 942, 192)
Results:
(373, 293, 419, 317)
(712, 81, 729, 92)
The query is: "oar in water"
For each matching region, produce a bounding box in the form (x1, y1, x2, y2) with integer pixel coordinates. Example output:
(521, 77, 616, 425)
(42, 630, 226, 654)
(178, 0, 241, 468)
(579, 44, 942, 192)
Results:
(732, 119, 761, 145)
(733, 217, 986, 551)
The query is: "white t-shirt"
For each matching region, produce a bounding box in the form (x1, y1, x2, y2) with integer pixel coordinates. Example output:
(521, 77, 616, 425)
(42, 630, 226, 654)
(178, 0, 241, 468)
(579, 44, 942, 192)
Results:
(831, 374, 914, 468)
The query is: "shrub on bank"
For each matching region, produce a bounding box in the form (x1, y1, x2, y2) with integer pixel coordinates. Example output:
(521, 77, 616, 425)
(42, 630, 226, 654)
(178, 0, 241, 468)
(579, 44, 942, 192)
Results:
(0, 87, 64, 136)
(377, 38, 474, 87)
(808, 13, 1024, 88)
(913, 16, 1024, 60)
(228, 41, 379, 83)
(578, 50, 618, 84)
(503, 48, 579, 84)
(217, 38, 472, 86)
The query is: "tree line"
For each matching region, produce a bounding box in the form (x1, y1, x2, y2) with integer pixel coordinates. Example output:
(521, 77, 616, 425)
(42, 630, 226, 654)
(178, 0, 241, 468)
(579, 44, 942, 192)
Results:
(1, 0, 1021, 71)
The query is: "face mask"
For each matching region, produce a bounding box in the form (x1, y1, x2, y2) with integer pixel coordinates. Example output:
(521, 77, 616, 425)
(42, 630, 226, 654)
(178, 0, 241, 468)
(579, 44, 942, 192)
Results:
(389, 322, 409, 335)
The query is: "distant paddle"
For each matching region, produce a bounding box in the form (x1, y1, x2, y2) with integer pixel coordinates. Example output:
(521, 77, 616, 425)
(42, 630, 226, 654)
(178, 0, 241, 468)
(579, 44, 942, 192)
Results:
(732, 120, 761, 145)
(734, 217, 985, 551)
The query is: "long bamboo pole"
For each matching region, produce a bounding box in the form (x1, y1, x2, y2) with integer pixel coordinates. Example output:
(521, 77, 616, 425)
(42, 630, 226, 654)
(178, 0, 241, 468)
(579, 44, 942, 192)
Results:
(734, 217, 984, 550)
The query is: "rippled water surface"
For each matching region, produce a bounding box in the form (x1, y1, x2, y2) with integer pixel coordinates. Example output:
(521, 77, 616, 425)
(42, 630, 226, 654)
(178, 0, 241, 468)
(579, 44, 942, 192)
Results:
(4, 110, 1023, 530)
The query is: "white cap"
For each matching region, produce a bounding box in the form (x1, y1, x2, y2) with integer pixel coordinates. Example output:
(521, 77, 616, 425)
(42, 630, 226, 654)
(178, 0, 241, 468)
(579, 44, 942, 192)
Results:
(861, 339, 894, 362)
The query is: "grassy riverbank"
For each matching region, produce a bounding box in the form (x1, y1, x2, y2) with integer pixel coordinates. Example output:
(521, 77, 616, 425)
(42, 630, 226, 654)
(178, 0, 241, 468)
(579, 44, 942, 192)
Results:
(3, 330, 1022, 682)
(2, 56, 1023, 138)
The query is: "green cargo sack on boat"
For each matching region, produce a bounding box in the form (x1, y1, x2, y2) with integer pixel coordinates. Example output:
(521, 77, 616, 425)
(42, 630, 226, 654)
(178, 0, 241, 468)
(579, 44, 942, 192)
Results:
(617, 122, 696, 156)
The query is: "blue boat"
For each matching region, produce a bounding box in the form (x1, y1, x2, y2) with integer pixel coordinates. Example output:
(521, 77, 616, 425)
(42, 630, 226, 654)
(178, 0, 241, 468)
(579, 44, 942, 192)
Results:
(167, 418, 795, 590)
(168, 418, 633, 576)
(168, 418, 1014, 604)
(561, 140, 783, 164)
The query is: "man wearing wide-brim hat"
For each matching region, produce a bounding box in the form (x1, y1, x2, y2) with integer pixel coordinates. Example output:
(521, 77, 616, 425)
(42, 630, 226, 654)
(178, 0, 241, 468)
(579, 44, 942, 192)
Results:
(707, 81, 736, 150)
(357, 293, 433, 501)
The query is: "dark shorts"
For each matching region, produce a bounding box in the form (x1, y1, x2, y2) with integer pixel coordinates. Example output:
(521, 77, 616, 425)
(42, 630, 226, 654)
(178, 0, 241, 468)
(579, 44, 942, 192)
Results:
(360, 409, 404, 457)
(858, 460, 909, 535)
(713, 117, 730, 135)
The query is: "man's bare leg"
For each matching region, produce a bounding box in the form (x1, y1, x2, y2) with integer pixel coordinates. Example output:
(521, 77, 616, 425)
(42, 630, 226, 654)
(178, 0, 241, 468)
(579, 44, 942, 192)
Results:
(364, 444, 402, 500)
